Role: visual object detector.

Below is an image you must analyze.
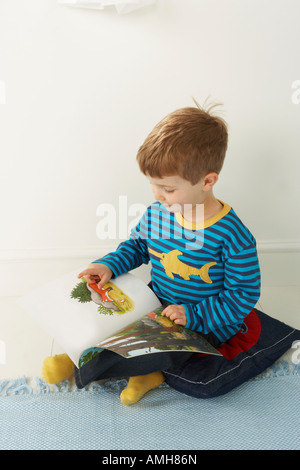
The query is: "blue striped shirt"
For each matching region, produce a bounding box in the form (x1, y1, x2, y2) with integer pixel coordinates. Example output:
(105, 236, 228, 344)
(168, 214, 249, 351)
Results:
(93, 201, 261, 343)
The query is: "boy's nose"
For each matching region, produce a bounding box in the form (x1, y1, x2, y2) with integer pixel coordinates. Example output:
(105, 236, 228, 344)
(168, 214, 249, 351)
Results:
(155, 193, 166, 203)
(152, 187, 165, 202)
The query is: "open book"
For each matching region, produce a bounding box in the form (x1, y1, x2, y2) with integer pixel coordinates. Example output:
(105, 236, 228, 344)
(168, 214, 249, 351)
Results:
(17, 271, 221, 368)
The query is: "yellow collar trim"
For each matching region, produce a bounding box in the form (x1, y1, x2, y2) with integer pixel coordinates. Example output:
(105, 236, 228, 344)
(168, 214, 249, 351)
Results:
(175, 200, 231, 230)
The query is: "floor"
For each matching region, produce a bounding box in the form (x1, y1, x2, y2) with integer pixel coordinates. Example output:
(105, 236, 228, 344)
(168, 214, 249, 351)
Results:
(0, 285, 299, 380)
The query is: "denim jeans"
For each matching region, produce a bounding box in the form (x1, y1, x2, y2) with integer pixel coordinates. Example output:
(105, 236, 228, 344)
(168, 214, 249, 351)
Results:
(75, 349, 194, 389)
(74, 282, 221, 390)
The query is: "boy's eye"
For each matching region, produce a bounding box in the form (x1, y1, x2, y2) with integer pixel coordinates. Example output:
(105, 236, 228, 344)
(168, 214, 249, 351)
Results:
(164, 188, 175, 193)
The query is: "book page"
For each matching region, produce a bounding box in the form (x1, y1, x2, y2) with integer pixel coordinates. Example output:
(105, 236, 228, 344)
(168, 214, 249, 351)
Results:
(95, 309, 221, 360)
(17, 271, 161, 367)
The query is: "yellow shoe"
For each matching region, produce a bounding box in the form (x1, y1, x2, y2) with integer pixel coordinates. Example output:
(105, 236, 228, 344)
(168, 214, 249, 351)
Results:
(42, 353, 74, 384)
(120, 372, 164, 405)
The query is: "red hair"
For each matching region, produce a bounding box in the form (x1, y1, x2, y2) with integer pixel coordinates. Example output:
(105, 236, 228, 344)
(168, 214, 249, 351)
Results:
(136, 102, 228, 185)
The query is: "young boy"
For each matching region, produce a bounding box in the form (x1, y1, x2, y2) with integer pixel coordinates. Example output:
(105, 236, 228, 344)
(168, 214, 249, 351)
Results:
(43, 102, 261, 404)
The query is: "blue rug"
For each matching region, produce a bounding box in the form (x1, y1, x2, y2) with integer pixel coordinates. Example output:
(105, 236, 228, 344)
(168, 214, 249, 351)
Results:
(0, 360, 299, 450)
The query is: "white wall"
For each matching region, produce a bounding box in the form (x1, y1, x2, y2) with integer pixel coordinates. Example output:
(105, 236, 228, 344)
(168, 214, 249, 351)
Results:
(0, 0, 300, 296)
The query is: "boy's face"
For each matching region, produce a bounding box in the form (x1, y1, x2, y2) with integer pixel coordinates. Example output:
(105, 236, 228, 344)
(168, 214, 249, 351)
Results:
(147, 174, 206, 213)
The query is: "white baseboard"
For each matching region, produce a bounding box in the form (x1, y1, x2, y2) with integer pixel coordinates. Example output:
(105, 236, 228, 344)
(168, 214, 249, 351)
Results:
(257, 240, 300, 253)
(0, 240, 299, 262)
(0, 245, 117, 261)
(0, 241, 299, 297)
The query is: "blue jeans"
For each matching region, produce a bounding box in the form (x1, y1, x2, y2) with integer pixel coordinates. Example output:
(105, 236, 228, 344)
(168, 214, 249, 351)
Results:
(75, 304, 300, 399)
(75, 282, 221, 390)
(75, 349, 194, 389)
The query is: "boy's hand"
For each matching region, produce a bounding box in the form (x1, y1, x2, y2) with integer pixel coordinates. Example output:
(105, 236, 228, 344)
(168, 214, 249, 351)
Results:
(77, 263, 113, 289)
(161, 304, 187, 327)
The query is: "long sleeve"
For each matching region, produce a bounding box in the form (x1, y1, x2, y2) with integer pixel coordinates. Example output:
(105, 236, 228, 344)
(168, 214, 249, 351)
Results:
(183, 245, 261, 342)
(92, 216, 150, 277)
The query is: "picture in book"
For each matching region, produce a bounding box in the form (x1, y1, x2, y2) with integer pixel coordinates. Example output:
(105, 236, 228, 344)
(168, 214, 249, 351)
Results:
(71, 278, 221, 368)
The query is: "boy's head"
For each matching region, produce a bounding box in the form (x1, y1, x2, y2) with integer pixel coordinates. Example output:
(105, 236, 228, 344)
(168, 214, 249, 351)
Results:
(136, 101, 228, 185)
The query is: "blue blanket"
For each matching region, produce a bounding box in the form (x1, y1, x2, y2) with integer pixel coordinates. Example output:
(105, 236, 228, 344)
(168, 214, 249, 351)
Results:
(0, 361, 299, 450)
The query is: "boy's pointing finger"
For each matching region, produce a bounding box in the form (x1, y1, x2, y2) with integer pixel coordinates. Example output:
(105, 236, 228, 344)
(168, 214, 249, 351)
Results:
(77, 269, 92, 279)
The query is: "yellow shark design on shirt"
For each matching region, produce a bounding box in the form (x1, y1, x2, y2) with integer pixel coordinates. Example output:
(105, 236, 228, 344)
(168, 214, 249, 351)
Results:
(148, 248, 217, 284)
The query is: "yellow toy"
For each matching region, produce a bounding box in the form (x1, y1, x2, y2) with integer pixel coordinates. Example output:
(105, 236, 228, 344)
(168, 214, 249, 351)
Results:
(42, 353, 164, 405)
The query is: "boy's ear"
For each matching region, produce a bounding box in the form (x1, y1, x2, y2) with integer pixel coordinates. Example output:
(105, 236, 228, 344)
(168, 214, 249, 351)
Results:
(202, 172, 219, 191)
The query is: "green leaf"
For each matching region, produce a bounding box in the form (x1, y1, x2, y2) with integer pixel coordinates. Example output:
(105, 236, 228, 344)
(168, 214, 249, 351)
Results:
(70, 281, 92, 303)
